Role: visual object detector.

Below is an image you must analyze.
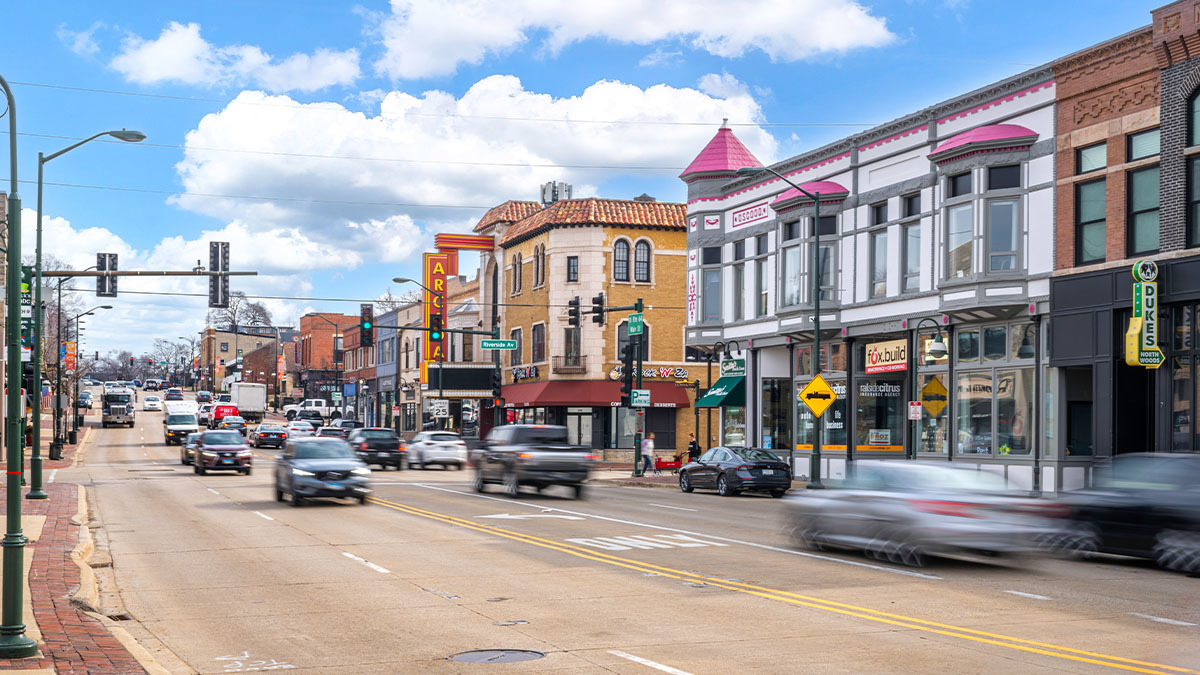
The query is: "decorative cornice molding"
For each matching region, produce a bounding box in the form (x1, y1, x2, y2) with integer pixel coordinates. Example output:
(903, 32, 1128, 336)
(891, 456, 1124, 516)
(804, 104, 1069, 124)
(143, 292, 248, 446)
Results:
(1053, 28, 1153, 75)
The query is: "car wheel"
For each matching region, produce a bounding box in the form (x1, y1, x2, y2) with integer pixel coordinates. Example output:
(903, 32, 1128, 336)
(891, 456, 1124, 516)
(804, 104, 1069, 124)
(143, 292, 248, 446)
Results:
(275, 486, 284, 502)
(870, 529, 926, 568)
(503, 470, 520, 497)
(679, 471, 694, 493)
(197, 465, 207, 476)
(290, 493, 303, 507)
(1037, 520, 1100, 559)
(770, 489, 787, 498)
(717, 474, 737, 497)
(286, 411, 296, 421)
(357, 494, 368, 505)
(790, 514, 828, 551)
(1154, 529, 1200, 574)
(573, 483, 586, 500)
(473, 468, 486, 493)
(242, 467, 252, 476)
(180, 451, 187, 466)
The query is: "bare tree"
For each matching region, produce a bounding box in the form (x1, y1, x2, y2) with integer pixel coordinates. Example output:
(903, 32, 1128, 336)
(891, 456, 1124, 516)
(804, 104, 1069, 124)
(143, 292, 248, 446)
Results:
(376, 286, 421, 312)
(206, 291, 273, 329)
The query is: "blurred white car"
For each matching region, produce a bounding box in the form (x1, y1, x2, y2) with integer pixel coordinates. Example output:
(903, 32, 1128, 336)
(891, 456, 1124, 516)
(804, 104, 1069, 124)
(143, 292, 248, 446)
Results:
(142, 395, 163, 411)
(407, 431, 468, 470)
(284, 420, 316, 438)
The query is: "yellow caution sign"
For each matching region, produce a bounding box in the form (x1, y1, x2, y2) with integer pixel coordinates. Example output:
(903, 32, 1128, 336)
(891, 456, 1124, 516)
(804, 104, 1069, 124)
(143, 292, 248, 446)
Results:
(920, 376, 949, 418)
(798, 374, 837, 418)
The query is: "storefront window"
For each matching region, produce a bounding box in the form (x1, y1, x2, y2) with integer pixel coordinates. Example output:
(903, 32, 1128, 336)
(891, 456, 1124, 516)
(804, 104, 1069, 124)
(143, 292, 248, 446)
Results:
(916, 374, 949, 453)
(761, 379, 790, 450)
(958, 329, 979, 363)
(1044, 368, 1057, 457)
(996, 369, 1033, 455)
(1175, 306, 1193, 351)
(983, 326, 1007, 361)
(1010, 322, 1036, 360)
(797, 380, 846, 451)
(1174, 356, 1192, 451)
(855, 379, 903, 453)
(614, 408, 638, 448)
(956, 371, 993, 454)
(723, 407, 746, 446)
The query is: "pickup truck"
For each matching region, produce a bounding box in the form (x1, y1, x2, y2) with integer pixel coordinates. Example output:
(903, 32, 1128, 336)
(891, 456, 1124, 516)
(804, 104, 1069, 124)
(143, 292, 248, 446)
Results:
(283, 398, 341, 421)
(473, 424, 594, 499)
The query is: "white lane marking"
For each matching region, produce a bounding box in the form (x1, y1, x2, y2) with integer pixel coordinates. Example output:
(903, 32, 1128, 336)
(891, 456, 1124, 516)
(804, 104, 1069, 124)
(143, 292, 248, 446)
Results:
(1004, 590, 1050, 600)
(207, 488, 220, 495)
(608, 650, 693, 675)
(253, 511, 274, 521)
(649, 503, 697, 512)
(568, 534, 726, 551)
(342, 551, 390, 574)
(48, 469, 57, 483)
(412, 484, 941, 580)
(1129, 612, 1197, 626)
(479, 513, 585, 521)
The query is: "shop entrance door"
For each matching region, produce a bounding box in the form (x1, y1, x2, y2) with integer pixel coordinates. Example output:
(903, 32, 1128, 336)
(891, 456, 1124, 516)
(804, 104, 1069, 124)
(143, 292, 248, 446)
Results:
(1114, 358, 1154, 453)
(566, 407, 593, 448)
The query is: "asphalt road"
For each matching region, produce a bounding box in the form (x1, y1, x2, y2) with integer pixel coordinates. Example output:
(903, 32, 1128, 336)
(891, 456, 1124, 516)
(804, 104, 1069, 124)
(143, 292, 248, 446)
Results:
(62, 402, 1200, 674)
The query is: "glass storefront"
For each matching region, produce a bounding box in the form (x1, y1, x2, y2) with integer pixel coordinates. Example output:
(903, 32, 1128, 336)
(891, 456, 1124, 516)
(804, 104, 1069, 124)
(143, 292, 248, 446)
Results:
(795, 343, 848, 451)
(955, 321, 1036, 455)
(723, 407, 746, 446)
(916, 374, 950, 453)
(760, 378, 790, 450)
(855, 379, 904, 453)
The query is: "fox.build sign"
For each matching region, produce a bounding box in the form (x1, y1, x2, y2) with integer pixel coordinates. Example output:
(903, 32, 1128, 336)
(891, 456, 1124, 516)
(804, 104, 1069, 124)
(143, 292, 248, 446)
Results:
(1125, 260, 1164, 369)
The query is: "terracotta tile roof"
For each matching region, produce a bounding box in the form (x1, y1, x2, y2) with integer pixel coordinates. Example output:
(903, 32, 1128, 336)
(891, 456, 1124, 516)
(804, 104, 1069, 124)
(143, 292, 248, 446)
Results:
(472, 200, 543, 233)
(499, 198, 686, 247)
(679, 126, 762, 182)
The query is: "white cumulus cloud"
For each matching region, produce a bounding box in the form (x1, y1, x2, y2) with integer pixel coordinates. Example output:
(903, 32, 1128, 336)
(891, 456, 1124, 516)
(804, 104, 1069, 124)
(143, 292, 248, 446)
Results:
(110, 21, 360, 92)
(372, 0, 895, 79)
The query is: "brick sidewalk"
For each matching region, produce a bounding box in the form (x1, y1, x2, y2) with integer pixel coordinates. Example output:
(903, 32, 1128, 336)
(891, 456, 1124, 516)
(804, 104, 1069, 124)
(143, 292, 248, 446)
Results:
(0, 482, 145, 673)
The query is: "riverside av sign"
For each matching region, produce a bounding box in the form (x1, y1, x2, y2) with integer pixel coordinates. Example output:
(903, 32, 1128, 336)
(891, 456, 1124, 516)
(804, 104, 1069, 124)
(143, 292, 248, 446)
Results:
(1125, 260, 1164, 369)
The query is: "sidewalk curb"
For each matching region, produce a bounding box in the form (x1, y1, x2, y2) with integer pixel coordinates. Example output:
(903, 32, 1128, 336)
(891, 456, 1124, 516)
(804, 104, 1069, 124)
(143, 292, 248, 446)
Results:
(592, 479, 679, 490)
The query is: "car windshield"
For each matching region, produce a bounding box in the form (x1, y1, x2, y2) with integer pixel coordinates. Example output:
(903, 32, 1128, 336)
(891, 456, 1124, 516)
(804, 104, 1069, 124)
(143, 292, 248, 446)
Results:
(292, 440, 354, 459)
(362, 430, 397, 439)
(881, 464, 1010, 492)
(205, 431, 243, 445)
(105, 394, 132, 403)
(146, 397, 160, 402)
(290, 422, 313, 430)
(730, 448, 780, 462)
(431, 433, 459, 442)
(1095, 456, 1199, 491)
(513, 427, 569, 445)
(167, 415, 197, 425)
(224, 417, 245, 424)
(258, 425, 283, 432)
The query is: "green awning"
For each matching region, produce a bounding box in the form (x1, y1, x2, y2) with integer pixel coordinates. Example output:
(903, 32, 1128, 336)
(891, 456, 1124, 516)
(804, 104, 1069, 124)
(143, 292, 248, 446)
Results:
(696, 375, 745, 408)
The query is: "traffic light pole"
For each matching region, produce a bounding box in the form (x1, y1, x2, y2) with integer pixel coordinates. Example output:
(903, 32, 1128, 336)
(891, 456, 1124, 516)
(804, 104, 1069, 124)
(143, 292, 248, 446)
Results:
(634, 299, 644, 476)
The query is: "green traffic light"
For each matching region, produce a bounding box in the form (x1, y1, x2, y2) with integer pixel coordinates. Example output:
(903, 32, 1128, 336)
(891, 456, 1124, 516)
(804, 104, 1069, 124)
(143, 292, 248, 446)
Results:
(363, 321, 372, 329)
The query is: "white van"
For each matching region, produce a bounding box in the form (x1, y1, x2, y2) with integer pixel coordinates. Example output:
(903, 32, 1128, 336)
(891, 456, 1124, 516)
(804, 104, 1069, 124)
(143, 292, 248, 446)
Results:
(163, 401, 200, 445)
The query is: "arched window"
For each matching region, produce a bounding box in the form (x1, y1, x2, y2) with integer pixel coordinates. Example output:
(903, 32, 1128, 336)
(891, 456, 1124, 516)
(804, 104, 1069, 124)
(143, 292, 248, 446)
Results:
(1191, 90, 1200, 148)
(540, 244, 547, 285)
(634, 240, 651, 282)
(613, 240, 630, 282)
(512, 253, 522, 293)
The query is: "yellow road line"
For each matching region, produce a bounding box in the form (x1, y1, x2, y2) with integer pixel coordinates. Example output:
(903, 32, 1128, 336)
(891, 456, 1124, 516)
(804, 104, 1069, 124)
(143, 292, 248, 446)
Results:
(368, 494, 1197, 675)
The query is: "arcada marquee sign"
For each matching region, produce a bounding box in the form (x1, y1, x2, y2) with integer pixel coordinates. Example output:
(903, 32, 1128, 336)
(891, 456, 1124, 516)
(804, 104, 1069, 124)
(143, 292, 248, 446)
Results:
(1124, 260, 1164, 369)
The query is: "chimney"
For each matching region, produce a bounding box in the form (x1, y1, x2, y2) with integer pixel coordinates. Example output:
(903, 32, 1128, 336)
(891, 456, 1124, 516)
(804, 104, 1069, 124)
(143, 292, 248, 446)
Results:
(633, 193, 656, 203)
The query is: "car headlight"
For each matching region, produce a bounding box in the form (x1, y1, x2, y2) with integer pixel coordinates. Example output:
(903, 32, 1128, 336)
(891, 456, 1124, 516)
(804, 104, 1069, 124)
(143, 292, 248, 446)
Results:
(201, 451, 216, 457)
(351, 467, 370, 476)
(237, 451, 252, 457)
(292, 468, 315, 477)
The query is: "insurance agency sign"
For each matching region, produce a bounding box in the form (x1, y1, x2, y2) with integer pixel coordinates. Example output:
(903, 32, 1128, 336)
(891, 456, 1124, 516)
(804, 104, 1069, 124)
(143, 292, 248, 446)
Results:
(1124, 260, 1164, 369)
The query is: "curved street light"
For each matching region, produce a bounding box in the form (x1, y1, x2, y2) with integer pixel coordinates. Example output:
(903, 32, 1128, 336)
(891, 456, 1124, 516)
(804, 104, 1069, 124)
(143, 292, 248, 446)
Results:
(30, 129, 145, 501)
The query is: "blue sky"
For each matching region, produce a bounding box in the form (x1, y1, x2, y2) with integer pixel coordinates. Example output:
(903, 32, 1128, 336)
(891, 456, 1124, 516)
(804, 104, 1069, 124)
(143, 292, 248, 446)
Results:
(1, 0, 1157, 356)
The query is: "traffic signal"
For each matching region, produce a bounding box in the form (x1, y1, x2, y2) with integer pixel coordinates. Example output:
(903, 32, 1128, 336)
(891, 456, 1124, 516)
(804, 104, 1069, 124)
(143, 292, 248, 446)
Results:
(128, 356, 134, 366)
(591, 293, 605, 325)
(429, 314, 443, 342)
(619, 341, 635, 407)
(97, 253, 118, 298)
(359, 303, 374, 347)
(208, 242, 229, 309)
(490, 368, 502, 398)
(567, 296, 581, 327)
(147, 359, 152, 365)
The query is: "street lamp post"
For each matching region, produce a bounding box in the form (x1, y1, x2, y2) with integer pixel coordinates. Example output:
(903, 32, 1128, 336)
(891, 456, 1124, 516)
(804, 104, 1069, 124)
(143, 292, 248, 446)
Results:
(737, 166, 825, 488)
(178, 336, 198, 391)
(394, 277, 444, 404)
(29, 128, 144, 500)
(0, 71, 39, 659)
(911, 318, 948, 460)
(50, 266, 95, 460)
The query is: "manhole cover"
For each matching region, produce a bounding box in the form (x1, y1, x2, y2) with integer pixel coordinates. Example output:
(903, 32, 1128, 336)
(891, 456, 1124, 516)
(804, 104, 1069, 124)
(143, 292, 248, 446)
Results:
(447, 649, 545, 663)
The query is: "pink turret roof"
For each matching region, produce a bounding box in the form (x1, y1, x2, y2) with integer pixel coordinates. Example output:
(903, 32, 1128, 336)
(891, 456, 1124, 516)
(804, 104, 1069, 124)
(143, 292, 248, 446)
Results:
(928, 124, 1038, 163)
(680, 125, 762, 181)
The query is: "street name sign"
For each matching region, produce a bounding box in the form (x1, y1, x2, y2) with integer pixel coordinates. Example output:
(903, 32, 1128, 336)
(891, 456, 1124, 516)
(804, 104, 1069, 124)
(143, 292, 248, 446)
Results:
(631, 389, 650, 407)
(628, 313, 644, 336)
(798, 374, 837, 418)
(481, 339, 517, 350)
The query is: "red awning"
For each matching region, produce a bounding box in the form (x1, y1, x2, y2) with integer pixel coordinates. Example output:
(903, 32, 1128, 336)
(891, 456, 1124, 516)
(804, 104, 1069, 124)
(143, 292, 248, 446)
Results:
(502, 380, 691, 409)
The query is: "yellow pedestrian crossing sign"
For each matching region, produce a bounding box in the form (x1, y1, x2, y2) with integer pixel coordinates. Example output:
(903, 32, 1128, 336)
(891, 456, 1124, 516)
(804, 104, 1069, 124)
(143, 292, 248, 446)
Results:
(799, 374, 837, 418)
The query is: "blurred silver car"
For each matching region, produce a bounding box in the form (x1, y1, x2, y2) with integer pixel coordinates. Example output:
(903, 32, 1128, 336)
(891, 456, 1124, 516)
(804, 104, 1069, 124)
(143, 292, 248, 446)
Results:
(285, 420, 316, 438)
(785, 461, 1048, 566)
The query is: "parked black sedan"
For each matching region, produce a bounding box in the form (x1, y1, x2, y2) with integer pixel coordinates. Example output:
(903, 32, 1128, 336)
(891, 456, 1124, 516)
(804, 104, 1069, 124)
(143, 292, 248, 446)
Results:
(347, 427, 405, 470)
(679, 447, 791, 497)
(1041, 453, 1200, 573)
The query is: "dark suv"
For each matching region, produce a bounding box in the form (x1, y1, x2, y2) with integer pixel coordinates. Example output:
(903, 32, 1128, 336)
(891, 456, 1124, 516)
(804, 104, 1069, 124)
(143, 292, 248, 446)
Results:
(347, 428, 405, 470)
(275, 437, 371, 506)
(193, 430, 252, 475)
(296, 410, 324, 427)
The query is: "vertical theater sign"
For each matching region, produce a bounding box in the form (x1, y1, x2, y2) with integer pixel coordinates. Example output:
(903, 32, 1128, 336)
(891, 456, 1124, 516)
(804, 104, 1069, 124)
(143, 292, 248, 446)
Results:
(1125, 260, 1164, 369)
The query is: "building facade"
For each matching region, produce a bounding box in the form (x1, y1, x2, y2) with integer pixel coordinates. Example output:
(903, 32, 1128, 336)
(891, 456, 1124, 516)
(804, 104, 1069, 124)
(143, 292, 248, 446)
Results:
(477, 195, 696, 460)
(198, 325, 278, 392)
(683, 70, 1059, 488)
(297, 313, 357, 401)
(1050, 1, 1200, 473)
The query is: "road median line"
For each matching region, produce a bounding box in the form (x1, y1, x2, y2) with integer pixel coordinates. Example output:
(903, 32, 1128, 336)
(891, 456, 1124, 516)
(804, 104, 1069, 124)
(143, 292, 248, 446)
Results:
(366, 494, 1198, 675)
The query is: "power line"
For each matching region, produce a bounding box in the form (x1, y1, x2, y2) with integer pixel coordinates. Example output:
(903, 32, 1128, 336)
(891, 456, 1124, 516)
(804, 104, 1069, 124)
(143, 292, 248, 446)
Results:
(9, 79, 878, 128)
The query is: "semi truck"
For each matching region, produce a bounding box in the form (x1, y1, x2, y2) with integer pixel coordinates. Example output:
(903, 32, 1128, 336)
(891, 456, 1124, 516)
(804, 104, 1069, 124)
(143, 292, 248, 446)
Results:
(101, 387, 136, 428)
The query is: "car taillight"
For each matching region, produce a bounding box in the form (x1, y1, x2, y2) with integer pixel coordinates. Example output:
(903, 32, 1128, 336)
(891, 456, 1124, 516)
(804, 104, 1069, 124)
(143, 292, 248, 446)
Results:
(398, 444, 404, 451)
(360, 442, 368, 451)
(910, 499, 983, 518)
(518, 452, 532, 459)
(735, 465, 755, 472)
(584, 454, 599, 460)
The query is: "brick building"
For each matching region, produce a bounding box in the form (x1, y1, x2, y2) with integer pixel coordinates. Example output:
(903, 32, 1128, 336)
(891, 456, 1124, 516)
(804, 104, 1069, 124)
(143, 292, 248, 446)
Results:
(476, 194, 696, 461)
(242, 340, 300, 405)
(343, 324, 375, 422)
(297, 313, 357, 401)
(1050, 0, 1200, 462)
(198, 325, 278, 392)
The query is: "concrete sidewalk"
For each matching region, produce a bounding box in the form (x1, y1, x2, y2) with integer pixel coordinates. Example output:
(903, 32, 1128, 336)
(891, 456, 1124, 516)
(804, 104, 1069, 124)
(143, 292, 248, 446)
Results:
(0, 420, 149, 674)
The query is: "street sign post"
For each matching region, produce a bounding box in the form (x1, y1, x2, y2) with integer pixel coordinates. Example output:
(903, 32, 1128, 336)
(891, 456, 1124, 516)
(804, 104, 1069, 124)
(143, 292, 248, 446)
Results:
(431, 399, 450, 418)
(907, 401, 922, 421)
(631, 389, 650, 407)
(798, 374, 837, 418)
(628, 312, 644, 336)
(481, 339, 517, 350)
